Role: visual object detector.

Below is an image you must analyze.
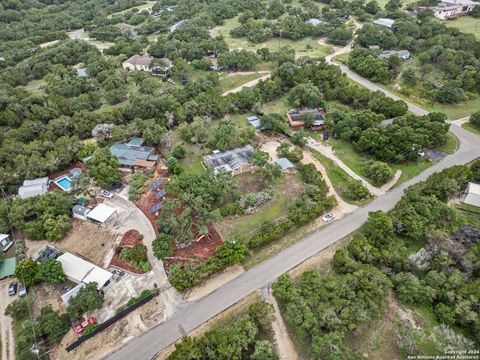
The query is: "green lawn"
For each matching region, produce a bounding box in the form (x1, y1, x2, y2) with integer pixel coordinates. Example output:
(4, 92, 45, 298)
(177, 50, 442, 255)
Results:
(108, 1, 156, 17)
(179, 143, 205, 176)
(330, 139, 432, 187)
(219, 72, 266, 92)
(309, 148, 372, 205)
(219, 175, 298, 241)
(433, 97, 480, 120)
(445, 16, 480, 40)
(436, 132, 459, 154)
(211, 17, 335, 57)
(462, 121, 480, 135)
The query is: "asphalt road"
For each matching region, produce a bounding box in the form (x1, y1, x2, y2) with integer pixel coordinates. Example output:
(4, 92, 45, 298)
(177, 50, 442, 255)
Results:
(106, 47, 480, 360)
(106, 123, 480, 360)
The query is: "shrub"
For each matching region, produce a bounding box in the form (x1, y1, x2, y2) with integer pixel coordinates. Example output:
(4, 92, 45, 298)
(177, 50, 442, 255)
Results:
(82, 323, 99, 336)
(152, 234, 173, 260)
(365, 160, 394, 186)
(342, 179, 370, 201)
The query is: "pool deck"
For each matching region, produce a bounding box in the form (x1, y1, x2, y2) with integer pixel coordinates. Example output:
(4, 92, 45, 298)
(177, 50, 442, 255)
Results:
(48, 161, 87, 192)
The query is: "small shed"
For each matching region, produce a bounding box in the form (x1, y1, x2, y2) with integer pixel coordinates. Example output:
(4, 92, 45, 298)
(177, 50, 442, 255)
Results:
(72, 205, 91, 221)
(463, 182, 480, 207)
(275, 158, 295, 172)
(86, 203, 117, 225)
(0, 258, 16, 279)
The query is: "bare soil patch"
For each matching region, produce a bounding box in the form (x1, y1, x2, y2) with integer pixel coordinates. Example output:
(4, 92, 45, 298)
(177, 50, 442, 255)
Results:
(31, 282, 76, 315)
(52, 295, 164, 360)
(26, 220, 116, 267)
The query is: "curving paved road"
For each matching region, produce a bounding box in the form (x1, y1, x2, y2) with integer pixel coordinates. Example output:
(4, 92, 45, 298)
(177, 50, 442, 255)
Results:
(105, 45, 480, 360)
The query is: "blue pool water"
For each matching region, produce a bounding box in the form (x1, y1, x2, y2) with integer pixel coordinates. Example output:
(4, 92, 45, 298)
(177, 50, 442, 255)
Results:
(57, 177, 72, 191)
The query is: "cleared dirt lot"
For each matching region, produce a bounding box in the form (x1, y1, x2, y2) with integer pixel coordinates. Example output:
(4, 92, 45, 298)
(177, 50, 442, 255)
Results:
(26, 220, 117, 267)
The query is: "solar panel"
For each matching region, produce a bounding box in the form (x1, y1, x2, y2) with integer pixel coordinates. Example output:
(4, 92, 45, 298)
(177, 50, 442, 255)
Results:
(155, 189, 166, 199)
(149, 203, 163, 213)
(149, 179, 164, 190)
(134, 151, 150, 160)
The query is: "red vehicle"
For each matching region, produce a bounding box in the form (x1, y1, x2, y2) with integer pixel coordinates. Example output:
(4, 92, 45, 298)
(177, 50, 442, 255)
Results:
(73, 317, 97, 335)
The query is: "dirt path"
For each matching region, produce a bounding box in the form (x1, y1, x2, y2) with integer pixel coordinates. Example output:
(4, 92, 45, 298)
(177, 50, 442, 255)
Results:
(451, 116, 470, 126)
(221, 73, 271, 96)
(67, 28, 114, 50)
(262, 288, 301, 360)
(0, 281, 16, 360)
(306, 138, 383, 196)
(380, 170, 402, 192)
(301, 149, 357, 217)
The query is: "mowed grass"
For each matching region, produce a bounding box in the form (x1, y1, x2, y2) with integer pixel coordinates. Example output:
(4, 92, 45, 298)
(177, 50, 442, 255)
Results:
(211, 17, 335, 58)
(436, 132, 459, 154)
(462, 121, 480, 135)
(433, 96, 480, 120)
(445, 16, 480, 40)
(219, 72, 266, 92)
(329, 139, 432, 187)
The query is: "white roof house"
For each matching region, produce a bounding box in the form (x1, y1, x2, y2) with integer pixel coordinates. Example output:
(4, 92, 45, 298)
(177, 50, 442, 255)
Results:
(306, 18, 324, 26)
(463, 182, 480, 207)
(373, 18, 395, 28)
(57, 252, 113, 290)
(275, 158, 295, 172)
(432, 0, 477, 19)
(86, 203, 117, 225)
(122, 54, 152, 71)
(61, 283, 85, 304)
(0, 234, 13, 252)
(18, 177, 50, 199)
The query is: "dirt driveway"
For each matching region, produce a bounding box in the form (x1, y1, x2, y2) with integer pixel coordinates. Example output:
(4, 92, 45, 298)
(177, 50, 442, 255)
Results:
(104, 194, 185, 317)
(0, 280, 16, 360)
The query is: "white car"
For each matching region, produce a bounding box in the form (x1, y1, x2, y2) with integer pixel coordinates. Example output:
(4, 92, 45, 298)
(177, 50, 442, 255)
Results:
(417, 149, 426, 157)
(100, 190, 114, 199)
(322, 213, 335, 222)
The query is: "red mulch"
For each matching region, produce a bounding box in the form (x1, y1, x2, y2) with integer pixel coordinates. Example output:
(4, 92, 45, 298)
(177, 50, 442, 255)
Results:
(109, 229, 147, 274)
(48, 161, 88, 192)
(119, 229, 142, 248)
(164, 224, 223, 269)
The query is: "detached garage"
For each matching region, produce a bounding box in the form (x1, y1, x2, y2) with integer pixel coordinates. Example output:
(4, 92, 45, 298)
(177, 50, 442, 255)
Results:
(463, 182, 480, 207)
(86, 203, 117, 226)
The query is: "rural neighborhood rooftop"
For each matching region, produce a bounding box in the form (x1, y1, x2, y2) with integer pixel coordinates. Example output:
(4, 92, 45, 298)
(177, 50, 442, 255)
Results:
(203, 145, 256, 175)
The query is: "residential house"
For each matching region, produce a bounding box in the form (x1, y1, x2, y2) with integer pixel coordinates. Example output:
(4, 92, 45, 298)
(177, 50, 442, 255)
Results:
(431, 0, 477, 19)
(373, 18, 395, 28)
(379, 50, 411, 60)
(57, 252, 113, 290)
(203, 145, 256, 175)
(286, 108, 326, 130)
(109, 137, 158, 169)
(122, 54, 152, 71)
(462, 182, 480, 207)
(0, 234, 13, 253)
(86, 203, 118, 226)
(18, 177, 50, 199)
(151, 58, 173, 77)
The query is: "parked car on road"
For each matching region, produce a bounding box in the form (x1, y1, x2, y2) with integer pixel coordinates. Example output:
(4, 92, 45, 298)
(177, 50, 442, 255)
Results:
(322, 213, 335, 222)
(18, 284, 27, 297)
(8, 282, 17, 296)
(100, 190, 114, 199)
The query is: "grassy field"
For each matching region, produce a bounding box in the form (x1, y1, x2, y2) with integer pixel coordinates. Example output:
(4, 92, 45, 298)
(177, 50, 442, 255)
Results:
(433, 97, 480, 120)
(445, 16, 480, 40)
(219, 173, 302, 241)
(108, 1, 156, 17)
(20, 80, 46, 96)
(462, 121, 480, 135)
(330, 139, 432, 187)
(219, 72, 266, 92)
(211, 17, 335, 58)
(436, 132, 459, 154)
(309, 148, 372, 205)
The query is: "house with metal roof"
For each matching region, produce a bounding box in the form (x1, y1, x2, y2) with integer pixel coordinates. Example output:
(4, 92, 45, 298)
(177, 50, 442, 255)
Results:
(203, 145, 256, 175)
(286, 108, 326, 130)
(57, 252, 113, 290)
(18, 177, 50, 199)
(247, 115, 262, 129)
(72, 205, 91, 221)
(373, 18, 395, 28)
(0, 234, 13, 253)
(109, 138, 157, 168)
(305, 18, 325, 26)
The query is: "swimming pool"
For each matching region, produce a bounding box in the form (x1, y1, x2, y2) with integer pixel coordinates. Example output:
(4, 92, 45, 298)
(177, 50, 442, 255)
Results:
(55, 177, 72, 192)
